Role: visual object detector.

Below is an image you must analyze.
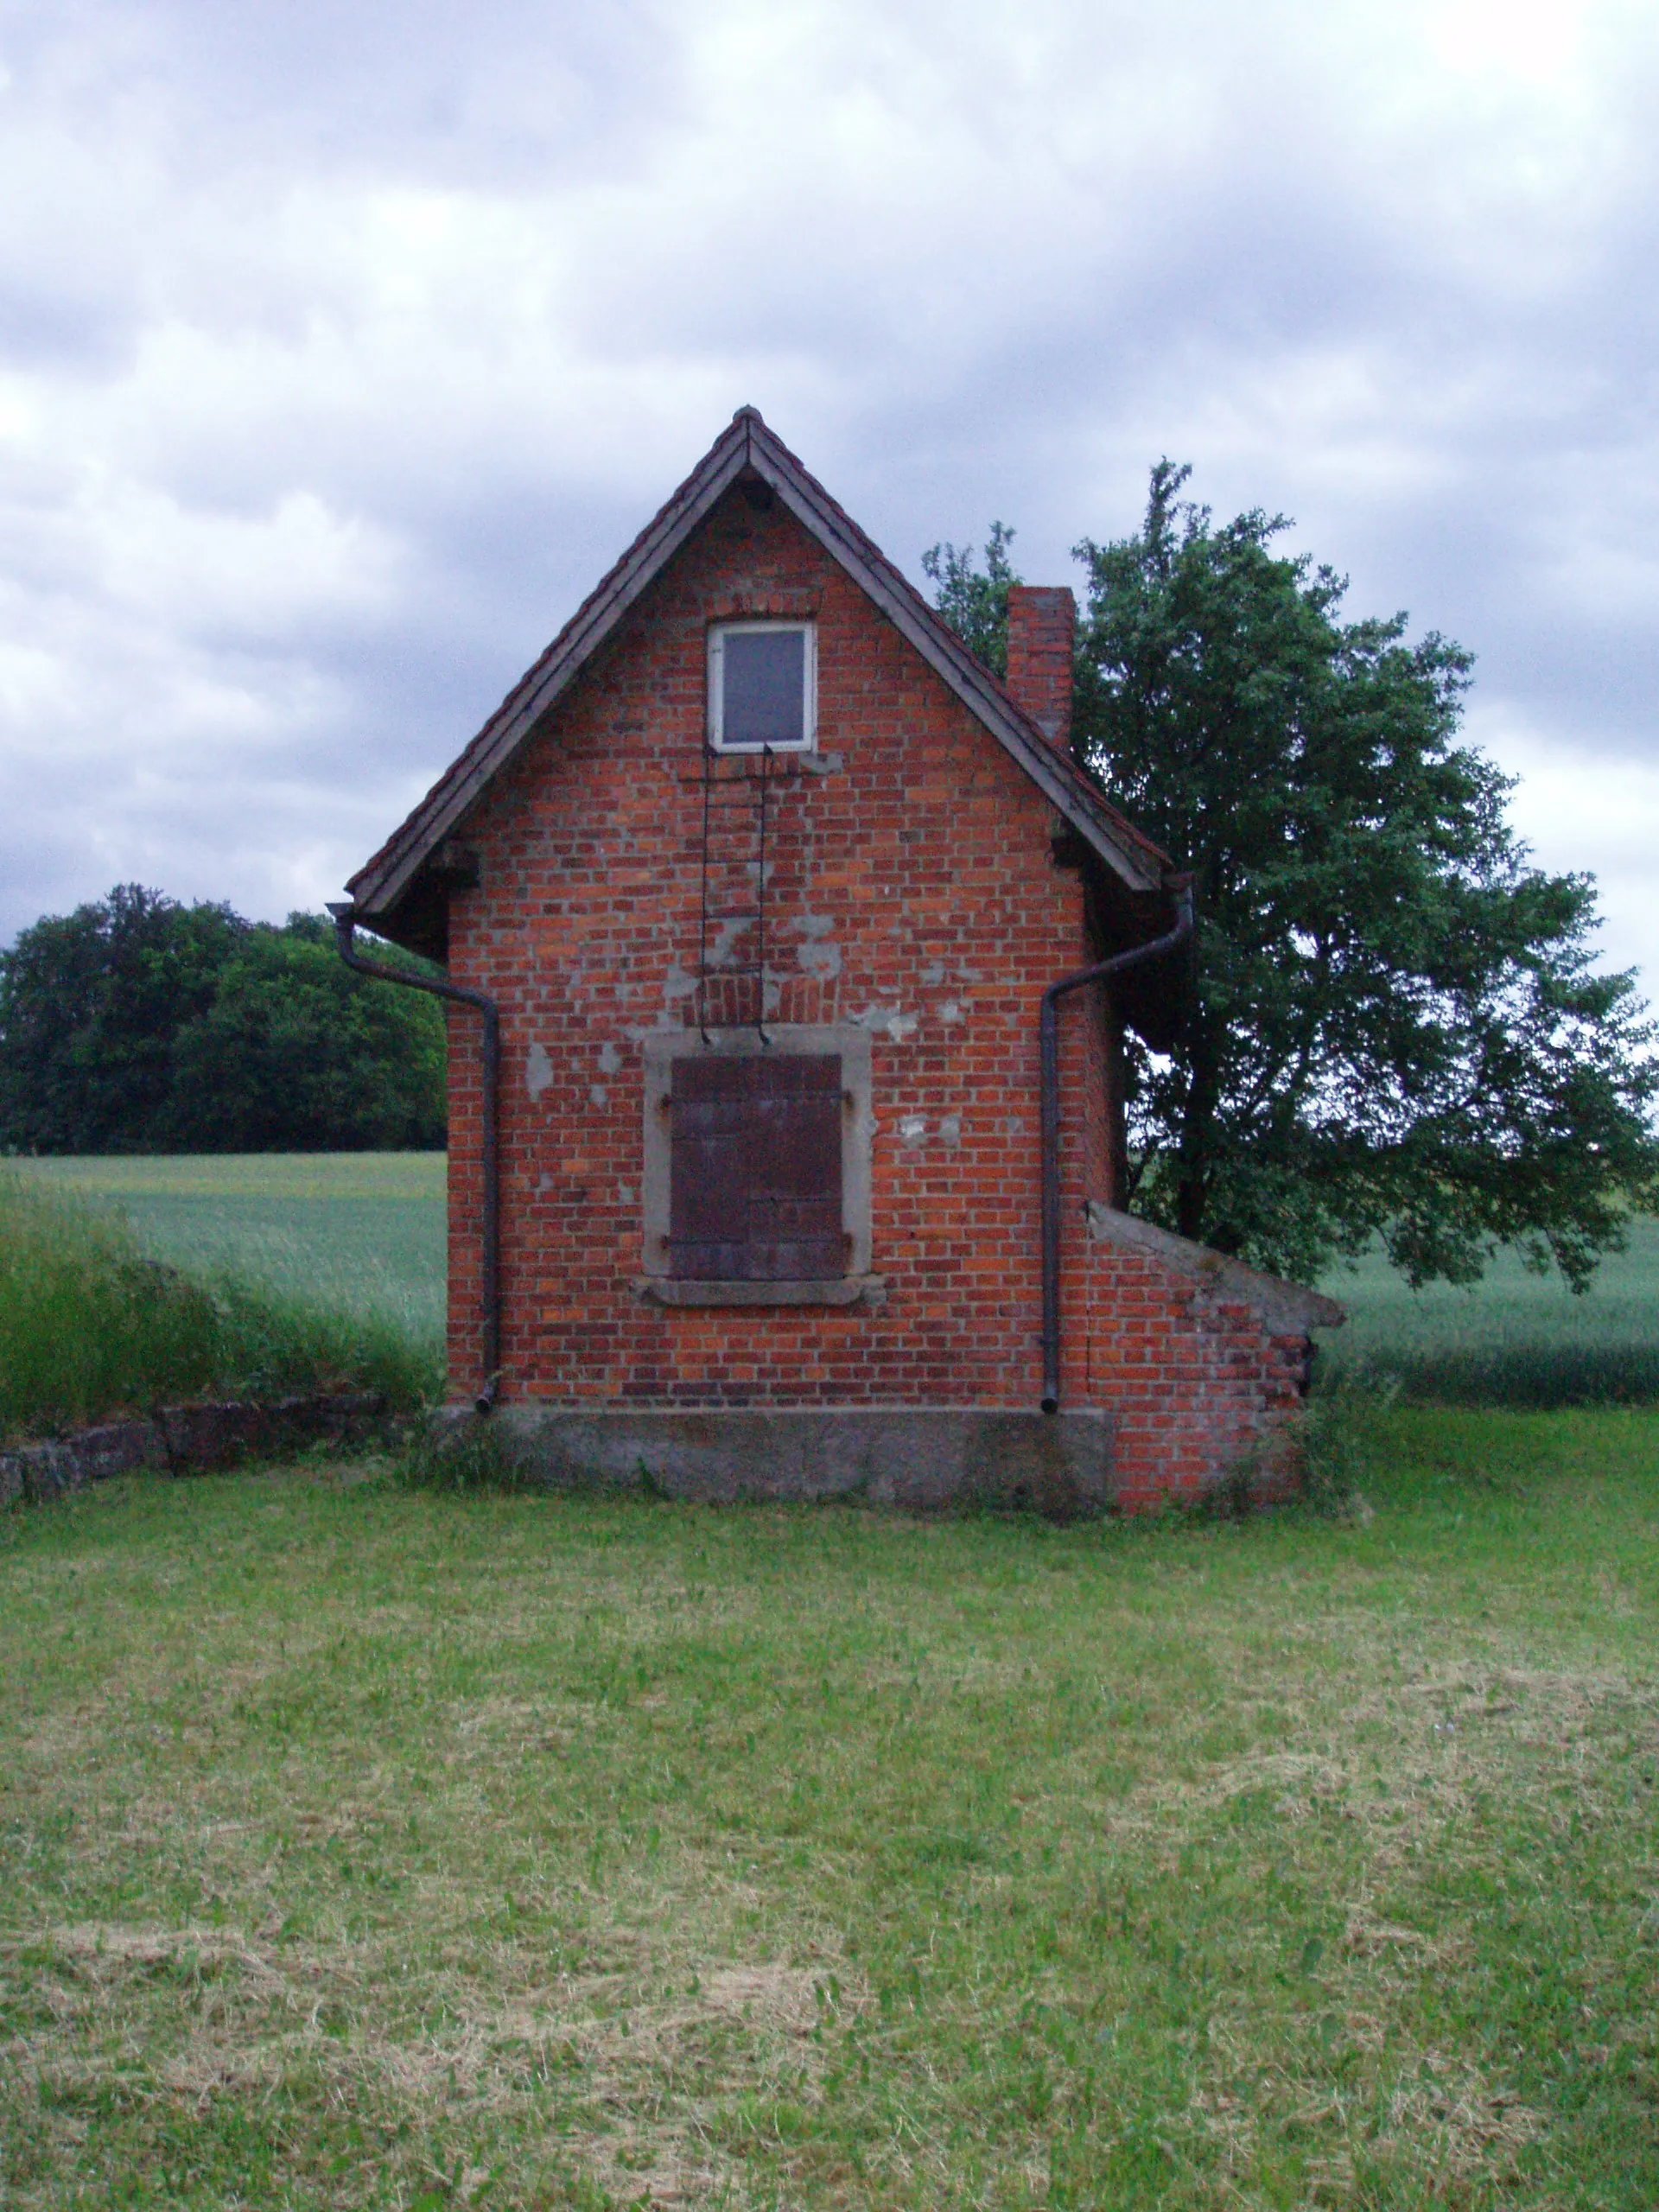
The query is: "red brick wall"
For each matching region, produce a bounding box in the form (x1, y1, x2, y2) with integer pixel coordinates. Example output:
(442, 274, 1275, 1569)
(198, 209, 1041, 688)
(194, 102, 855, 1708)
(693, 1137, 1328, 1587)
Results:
(1082, 1228, 1315, 1508)
(1005, 586, 1076, 752)
(442, 485, 1104, 1413)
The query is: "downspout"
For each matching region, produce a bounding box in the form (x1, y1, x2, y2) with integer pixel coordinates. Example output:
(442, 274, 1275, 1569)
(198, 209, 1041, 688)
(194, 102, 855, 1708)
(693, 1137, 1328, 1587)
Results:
(1039, 874, 1193, 1414)
(328, 903, 502, 1414)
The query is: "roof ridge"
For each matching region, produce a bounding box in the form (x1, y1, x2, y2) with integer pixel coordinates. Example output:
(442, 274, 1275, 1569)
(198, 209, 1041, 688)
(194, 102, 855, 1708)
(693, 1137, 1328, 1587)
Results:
(347, 410, 1171, 917)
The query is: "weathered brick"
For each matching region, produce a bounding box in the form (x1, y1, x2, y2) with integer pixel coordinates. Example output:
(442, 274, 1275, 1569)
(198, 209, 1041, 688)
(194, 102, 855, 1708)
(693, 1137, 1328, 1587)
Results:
(368, 444, 1343, 1504)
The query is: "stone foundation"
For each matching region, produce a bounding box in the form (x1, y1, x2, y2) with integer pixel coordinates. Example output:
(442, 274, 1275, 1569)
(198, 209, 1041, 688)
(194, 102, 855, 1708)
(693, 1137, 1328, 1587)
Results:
(459, 1403, 1116, 1521)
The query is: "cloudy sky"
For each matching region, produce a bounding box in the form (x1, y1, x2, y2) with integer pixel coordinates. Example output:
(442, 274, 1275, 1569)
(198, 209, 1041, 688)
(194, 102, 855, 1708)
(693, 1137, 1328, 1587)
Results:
(2, 0, 1655, 986)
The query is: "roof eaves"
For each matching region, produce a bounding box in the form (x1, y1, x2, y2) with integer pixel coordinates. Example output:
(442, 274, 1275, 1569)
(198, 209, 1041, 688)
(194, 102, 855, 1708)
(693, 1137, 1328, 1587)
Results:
(349, 414, 753, 915)
(740, 420, 1168, 894)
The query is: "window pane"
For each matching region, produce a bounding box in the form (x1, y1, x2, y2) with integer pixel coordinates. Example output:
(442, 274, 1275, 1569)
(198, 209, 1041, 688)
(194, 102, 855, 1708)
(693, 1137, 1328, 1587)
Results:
(721, 628, 804, 747)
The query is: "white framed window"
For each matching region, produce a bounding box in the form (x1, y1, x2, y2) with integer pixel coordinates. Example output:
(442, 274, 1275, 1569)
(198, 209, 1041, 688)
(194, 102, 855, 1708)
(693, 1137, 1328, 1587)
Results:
(708, 621, 817, 753)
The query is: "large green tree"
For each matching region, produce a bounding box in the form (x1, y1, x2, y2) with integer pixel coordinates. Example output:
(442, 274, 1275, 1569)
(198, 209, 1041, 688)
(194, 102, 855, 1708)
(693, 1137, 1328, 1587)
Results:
(0, 890, 446, 1154)
(930, 470, 1659, 1287)
(922, 521, 1020, 677)
(168, 916, 447, 1152)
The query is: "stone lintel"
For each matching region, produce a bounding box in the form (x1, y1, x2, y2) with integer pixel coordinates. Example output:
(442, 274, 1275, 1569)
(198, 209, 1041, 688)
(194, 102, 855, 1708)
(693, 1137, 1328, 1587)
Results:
(635, 1275, 884, 1308)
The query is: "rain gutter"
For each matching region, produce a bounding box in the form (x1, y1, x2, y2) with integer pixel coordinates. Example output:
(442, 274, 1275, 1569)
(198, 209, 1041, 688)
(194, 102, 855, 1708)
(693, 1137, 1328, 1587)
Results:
(1039, 875, 1194, 1414)
(329, 903, 501, 1413)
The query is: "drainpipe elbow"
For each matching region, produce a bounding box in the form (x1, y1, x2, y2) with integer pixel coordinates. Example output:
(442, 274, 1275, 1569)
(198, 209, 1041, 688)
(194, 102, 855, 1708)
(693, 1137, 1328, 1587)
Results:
(327, 898, 502, 1415)
(1039, 876, 1195, 1415)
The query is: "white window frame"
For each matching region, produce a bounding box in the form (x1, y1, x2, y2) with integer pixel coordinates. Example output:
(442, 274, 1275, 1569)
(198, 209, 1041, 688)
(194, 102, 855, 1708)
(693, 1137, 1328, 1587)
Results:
(707, 620, 817, 753)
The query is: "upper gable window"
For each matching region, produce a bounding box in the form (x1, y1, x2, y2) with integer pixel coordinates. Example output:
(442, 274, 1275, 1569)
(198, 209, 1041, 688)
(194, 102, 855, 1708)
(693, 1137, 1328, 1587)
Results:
(708, 622, 817, 753)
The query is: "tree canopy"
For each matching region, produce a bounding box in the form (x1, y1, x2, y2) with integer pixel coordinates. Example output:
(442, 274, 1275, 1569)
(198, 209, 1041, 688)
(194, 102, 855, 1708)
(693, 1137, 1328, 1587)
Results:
(922, 521, 1019, 677)
(0, 887, 446, 1154)
(929, 470, 1659, 1287)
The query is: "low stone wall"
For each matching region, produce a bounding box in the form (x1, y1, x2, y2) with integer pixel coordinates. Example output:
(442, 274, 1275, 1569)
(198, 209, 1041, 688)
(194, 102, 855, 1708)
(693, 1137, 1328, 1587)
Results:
(0, 1392, 387, 1506)
(1081, 1205, 1344, 1507)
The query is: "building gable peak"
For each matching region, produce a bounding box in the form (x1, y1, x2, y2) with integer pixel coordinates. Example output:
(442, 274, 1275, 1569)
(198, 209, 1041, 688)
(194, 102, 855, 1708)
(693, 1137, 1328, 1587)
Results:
(346, 411, 1171, 935)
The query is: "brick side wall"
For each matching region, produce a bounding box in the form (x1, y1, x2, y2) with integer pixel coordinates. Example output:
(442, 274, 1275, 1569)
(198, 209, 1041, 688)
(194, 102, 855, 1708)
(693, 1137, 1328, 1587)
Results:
(1082, 1211, 1331, 1507)
(443, 485, 1102, 1414)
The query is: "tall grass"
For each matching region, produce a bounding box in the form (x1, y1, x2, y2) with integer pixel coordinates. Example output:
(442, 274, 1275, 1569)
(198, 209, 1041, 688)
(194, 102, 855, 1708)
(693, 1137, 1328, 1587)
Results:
(0, 1170, 441, 1442)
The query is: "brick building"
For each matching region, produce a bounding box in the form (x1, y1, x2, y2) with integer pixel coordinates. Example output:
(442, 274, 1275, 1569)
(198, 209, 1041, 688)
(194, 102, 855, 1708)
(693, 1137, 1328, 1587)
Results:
(339, 410, 1340, 1512)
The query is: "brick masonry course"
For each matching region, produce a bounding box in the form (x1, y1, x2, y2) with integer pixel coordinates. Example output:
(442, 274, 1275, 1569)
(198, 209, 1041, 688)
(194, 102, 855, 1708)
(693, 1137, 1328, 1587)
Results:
(443, 486, 1115, 1416)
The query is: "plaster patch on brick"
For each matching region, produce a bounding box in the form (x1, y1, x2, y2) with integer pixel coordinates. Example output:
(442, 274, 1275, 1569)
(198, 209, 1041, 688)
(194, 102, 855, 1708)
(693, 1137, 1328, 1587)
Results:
(938, 1115, 962, 1147)
(662, 962, 696, 1003)
(939, 1000, 964, 1025)
(899, 1116, 927, 1147)
(619, 1183, 635, 1206)
(598, 1041, 622, 1074)
(855, 1007, 918, 1040)
(709, 918, 753, 968)
(920, 962, 945, 986)
(796, 937, 842, 979)
(590, 1085, 609, 1109)
(525, 1041, 554, 1098)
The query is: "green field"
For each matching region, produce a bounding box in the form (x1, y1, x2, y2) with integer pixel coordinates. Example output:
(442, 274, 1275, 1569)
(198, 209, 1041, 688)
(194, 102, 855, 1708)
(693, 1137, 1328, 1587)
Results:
(17, 1154, 447, 1349)
(16, 1155, 1659, 1408)
(1321, 1216, 1659, 1405)
(1, 1165, 441, 1440)
(3, 1410, 1657, 2207)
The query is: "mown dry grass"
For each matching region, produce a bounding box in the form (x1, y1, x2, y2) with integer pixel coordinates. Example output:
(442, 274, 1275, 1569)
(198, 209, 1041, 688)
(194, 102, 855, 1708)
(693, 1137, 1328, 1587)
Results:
(3, 1409, 1657, 2208)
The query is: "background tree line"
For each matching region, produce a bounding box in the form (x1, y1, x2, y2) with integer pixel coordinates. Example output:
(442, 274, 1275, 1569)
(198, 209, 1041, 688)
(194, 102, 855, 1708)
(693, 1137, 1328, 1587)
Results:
(0, 886, 445, 1154)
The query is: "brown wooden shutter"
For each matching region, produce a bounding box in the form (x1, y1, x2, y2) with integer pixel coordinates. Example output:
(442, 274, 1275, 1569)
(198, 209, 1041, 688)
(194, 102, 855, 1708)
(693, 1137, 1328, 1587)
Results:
(670, 1053, 843, 1281)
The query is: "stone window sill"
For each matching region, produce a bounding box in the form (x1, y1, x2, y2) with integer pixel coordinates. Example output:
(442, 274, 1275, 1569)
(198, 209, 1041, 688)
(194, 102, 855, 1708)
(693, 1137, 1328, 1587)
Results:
(635, 1275, 886, 1309)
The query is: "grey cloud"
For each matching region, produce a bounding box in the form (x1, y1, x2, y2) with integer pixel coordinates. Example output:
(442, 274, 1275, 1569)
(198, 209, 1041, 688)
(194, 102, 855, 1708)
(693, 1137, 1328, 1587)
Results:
(0, 0, 1656, 988)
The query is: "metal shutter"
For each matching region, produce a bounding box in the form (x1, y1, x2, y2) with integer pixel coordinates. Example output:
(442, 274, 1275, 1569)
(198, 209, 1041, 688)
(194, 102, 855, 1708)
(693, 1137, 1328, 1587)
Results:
(669, 1053, 843, 1281)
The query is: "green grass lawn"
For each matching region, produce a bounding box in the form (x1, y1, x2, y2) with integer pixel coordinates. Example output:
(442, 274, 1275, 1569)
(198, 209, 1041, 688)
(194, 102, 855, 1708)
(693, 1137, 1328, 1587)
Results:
(16, 1155, 447, 1348)
(3, 1410, 1657, 2209)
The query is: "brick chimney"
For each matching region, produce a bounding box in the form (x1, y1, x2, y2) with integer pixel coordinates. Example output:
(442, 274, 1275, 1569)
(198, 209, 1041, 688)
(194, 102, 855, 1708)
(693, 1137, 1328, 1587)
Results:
(1004, 585, 1076, 753)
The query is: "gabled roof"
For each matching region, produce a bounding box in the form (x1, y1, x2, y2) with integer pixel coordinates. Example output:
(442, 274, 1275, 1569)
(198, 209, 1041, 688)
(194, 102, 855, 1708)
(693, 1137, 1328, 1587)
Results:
(346, 408, 1173, 927)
